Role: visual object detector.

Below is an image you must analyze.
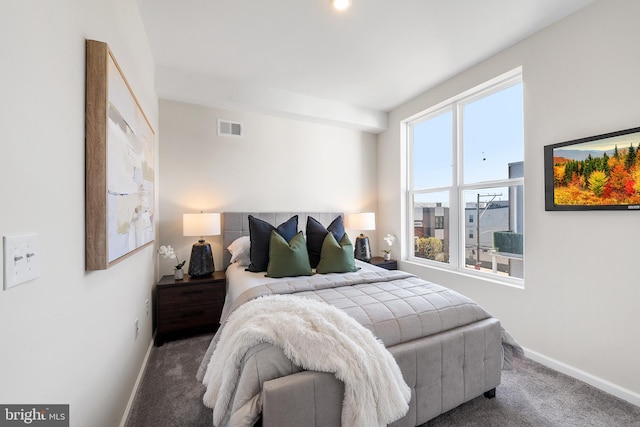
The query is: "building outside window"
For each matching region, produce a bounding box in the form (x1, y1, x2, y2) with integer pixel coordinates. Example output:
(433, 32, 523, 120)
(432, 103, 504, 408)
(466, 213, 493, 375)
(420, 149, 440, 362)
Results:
(406, 68, 524, 283)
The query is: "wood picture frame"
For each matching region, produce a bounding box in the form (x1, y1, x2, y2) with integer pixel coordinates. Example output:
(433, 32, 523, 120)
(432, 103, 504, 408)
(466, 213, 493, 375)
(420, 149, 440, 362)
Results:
(85, 39, 155, 270)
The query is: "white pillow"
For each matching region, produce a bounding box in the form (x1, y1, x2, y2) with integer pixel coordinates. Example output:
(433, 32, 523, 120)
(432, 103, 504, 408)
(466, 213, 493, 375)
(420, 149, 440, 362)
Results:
(228, 236, 251, 266)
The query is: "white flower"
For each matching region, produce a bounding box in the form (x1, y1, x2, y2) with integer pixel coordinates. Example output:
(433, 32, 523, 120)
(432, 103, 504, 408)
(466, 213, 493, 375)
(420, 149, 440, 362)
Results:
(382, 234, 396, 255)
(383, 234, 396, 247)
(158, 245, 185, 270)
(158, 245, 176, 259)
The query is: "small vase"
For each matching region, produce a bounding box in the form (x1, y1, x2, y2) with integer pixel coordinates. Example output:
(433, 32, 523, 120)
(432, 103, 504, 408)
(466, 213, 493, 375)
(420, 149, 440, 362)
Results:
(174, 268, 184, 280)
(384, 253, 391, 261)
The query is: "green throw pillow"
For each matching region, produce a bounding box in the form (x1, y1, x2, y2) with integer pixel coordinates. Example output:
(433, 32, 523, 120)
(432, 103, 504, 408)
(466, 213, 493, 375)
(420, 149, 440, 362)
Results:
(316, 232, 358, 274)
(266, 230, 312, 278)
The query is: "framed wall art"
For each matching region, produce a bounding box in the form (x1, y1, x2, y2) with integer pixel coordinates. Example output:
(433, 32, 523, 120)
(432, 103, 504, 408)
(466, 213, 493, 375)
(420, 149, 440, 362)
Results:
(544, 126, 640, 211)
(85, 39, 155, 270)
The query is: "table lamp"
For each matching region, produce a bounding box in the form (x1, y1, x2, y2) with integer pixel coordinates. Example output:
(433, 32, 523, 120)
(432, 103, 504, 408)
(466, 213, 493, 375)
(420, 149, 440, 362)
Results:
(183, 212, 221, 277)
(349, 212, 375, 262)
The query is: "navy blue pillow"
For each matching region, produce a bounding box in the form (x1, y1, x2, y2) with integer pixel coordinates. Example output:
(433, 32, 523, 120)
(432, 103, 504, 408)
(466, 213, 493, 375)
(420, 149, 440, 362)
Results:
(306, 215, 345, 268)
(247, 215, 298, 272)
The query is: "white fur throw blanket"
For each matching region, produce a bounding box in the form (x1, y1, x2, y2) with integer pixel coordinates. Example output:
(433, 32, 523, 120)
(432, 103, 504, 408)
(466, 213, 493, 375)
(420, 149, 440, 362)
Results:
(202, 294, 411, 427)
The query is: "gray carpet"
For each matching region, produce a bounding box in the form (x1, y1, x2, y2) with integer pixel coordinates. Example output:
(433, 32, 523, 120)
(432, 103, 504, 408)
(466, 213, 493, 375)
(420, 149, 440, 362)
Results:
(125, 333, 640, 427)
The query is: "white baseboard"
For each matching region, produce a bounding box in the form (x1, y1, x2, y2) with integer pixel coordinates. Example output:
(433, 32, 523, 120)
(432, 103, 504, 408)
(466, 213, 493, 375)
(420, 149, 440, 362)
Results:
(523, 347, 640, 407)
(119, 338, 155, 427)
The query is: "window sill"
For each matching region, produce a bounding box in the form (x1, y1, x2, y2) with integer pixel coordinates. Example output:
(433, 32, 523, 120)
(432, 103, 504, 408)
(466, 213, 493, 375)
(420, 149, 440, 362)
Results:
(401, 258, 525, 290)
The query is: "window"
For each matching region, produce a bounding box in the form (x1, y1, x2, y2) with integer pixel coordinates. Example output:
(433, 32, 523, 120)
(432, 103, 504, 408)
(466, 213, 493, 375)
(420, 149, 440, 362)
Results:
(435, 216, 444, 229)
(406, 69, 524, 283)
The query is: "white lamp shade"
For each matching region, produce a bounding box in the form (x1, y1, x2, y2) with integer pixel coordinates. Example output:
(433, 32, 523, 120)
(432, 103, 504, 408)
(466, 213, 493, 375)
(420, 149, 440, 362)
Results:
(349, 212, 376, 231)
(183, 213, 221, 237)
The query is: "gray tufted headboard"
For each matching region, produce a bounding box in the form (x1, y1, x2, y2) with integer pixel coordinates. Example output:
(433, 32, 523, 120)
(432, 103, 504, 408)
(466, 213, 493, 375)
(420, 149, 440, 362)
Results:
(222, 212, 343, 269)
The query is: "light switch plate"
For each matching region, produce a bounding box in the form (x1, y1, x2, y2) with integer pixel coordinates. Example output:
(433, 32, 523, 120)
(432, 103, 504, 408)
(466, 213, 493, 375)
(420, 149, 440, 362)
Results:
(3, 234, 40, 290)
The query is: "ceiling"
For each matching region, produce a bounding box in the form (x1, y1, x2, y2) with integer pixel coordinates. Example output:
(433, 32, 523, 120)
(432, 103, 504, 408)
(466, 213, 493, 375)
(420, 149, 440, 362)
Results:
(136, 0, 594, 132)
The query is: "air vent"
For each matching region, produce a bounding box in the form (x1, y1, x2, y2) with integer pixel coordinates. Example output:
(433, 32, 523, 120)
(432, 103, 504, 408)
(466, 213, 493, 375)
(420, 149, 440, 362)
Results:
(218, 119, 243, 137)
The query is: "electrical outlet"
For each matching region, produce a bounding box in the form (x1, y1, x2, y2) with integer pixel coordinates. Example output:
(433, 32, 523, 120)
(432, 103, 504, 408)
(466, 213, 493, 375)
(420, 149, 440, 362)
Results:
(134, 318, 139, 339)
(3, 234, 40, 290)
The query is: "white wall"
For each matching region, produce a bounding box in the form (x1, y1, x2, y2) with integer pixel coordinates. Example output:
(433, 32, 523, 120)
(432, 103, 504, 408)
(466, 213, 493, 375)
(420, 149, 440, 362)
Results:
(158, 100, 378, 275)
(378, 0, 640, 404)
(0, 1, 157, 426)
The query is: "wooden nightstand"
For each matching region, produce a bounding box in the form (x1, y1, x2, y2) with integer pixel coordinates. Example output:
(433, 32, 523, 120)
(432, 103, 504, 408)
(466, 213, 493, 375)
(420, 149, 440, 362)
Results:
(369, 256, 397, 270)
(154, 270, 226, 346)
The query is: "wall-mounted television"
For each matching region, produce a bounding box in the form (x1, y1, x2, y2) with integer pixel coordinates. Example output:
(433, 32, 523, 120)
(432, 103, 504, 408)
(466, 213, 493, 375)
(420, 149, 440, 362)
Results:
(544, 126, 640, 211)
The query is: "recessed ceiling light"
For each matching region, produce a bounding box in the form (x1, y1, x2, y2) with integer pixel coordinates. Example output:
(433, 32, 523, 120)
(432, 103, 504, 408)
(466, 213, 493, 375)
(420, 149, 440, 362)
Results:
(332, 0, 351, 11)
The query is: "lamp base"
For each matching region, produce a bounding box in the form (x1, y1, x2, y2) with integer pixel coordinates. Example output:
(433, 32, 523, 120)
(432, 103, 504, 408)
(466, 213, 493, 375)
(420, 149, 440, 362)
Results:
(188, 240, 214, 277)
(354, 234, 372, 262)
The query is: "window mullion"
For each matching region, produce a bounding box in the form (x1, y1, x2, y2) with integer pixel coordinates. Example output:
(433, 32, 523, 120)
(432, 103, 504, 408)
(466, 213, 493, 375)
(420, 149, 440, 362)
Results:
(456, 100, 466, 269)
(449, 103, 461, 267)
(406, 119, 421, 264)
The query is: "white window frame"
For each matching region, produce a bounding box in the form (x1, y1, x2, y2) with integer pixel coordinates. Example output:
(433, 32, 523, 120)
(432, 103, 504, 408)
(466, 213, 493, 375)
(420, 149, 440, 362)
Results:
(404, 68, 524, 286)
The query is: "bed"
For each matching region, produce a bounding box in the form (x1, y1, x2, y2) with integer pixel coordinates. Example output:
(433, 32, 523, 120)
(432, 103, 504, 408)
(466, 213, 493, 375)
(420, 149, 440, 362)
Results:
(197, 212, 522, 427)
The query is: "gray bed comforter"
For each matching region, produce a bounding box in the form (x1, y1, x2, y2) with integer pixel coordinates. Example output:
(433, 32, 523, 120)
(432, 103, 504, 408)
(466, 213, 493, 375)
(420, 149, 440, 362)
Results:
(197, 269, 522, 426)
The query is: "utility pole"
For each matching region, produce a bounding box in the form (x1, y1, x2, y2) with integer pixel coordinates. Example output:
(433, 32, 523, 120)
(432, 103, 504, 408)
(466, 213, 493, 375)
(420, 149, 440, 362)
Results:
(475, 193, 501, 268)
(476, 194, 480, 267)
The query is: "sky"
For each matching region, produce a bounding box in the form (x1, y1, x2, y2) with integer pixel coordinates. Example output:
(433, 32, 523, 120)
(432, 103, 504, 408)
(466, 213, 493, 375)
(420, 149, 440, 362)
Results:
(412, 83, 523, 206)
(553, 129, 640, 153)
